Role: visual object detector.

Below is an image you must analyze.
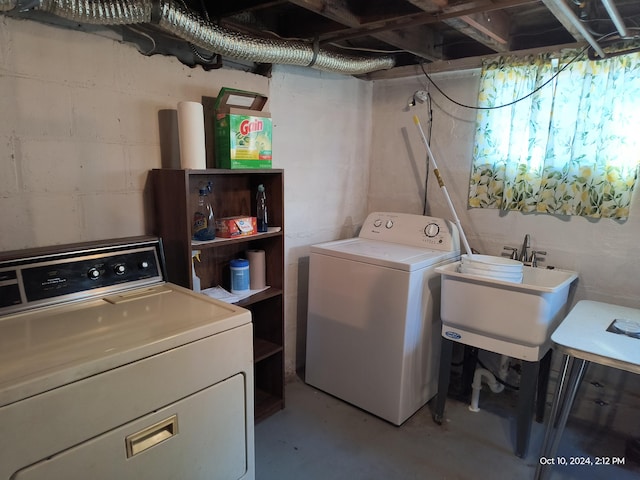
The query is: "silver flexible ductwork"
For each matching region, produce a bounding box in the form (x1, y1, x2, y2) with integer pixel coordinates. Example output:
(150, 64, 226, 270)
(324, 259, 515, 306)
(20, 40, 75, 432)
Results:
(1, 0, 395, 74)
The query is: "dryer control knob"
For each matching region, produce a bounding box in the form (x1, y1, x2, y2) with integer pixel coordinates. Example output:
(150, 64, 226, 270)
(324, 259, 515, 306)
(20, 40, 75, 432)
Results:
(424, 223, 440, 237)
(88, 267, 101, 280)
(114, 264, 126, 275)
(373, 219, 382, 227)
(385, 220, 394, 229)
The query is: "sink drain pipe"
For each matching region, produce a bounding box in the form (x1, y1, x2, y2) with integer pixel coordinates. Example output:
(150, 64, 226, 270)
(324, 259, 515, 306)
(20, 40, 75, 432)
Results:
(469, 367, 505, 412)
(498, 354, 510, 382)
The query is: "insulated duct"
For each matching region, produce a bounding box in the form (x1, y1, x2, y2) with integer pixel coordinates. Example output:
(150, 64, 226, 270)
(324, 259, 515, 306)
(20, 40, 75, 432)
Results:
(1, 0, 395, 75)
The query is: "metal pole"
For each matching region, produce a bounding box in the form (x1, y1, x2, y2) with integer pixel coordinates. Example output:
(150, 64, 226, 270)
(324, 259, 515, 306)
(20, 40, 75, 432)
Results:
(413, 114, 473, 257)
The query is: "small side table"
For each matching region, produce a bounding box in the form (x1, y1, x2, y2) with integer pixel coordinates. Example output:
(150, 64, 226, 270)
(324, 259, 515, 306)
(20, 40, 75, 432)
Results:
(535, 300, 640, 480)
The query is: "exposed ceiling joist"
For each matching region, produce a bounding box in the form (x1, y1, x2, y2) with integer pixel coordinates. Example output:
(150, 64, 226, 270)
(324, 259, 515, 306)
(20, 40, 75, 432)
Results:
(541, 0, 587, 42)
(459, 10, 511, 46)
(288, 0, 442, 61)
(4, 0, 640, 78)
(407, 0, 512, 53)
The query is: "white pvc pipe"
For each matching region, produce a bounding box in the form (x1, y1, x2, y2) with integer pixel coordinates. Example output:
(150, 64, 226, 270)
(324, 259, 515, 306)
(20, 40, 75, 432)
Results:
(413, 115, 474, 257)
(498, 355, 511, 382)
(469, 368, 505, 412)
(554, 0, 607, 58)
(601, 0, 629, 38)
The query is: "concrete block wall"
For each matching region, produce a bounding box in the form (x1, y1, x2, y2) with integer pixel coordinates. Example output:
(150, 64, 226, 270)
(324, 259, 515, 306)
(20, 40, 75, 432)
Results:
(0, 17, 267, 250)
(0, 17, 373, 379)
(269, 65, 373, 373)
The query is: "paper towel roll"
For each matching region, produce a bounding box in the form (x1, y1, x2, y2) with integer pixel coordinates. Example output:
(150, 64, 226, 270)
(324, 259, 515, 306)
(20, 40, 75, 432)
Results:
(247, 249, 266, 289)
(177, 101, 207, 170)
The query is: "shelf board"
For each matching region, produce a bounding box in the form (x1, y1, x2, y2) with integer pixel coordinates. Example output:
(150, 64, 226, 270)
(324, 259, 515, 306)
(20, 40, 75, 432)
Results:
(254, 338, 283, 363)
(255, 388, 284, 423)
(236, 287, 283, 307)
(185, 168, 284, 175)
(192, 227, 282, 249)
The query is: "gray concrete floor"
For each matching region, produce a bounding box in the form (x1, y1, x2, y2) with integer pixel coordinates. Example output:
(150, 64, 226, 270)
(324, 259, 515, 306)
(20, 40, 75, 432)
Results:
(255, 377, 640, 480)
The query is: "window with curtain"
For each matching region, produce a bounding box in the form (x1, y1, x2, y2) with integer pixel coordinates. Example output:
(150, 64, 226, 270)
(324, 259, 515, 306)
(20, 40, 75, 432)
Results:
(469, 49, 640, 220)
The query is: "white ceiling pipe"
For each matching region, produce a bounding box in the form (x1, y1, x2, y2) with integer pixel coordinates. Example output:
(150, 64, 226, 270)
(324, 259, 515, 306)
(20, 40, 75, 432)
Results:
(553, 0, 607, 58)
(601, 0, 629, 38)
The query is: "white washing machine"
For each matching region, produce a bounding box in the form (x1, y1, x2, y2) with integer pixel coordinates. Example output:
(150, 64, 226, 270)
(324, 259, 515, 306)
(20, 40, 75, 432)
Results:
(305, 212, 460, 425)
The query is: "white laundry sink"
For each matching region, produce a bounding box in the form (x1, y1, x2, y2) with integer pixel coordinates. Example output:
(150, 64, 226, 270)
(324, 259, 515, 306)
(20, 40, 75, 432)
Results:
(436, 262, 578, 358)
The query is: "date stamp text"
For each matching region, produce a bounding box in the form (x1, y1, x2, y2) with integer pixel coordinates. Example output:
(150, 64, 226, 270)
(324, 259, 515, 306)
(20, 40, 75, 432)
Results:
(539, 456, 626, 466)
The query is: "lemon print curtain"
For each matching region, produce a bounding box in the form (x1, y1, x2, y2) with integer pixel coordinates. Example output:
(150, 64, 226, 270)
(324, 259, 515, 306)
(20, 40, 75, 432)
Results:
(469, 49, 640, 220)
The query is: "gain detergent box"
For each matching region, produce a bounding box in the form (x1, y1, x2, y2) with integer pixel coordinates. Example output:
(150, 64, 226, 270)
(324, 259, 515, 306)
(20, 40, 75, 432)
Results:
(212, 88, 272, 169)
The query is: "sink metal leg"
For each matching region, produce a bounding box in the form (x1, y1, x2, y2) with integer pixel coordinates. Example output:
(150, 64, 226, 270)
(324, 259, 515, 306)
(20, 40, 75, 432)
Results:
(536, 349, 552, 423)
(516, 359, 540, 457)
(534, 355, 590, 480)
(433, 337, 453, 424)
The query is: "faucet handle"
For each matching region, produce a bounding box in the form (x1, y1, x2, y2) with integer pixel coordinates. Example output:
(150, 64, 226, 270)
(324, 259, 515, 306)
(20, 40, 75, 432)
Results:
(530, 250, 547, 267)
(503, 246, 518, 260)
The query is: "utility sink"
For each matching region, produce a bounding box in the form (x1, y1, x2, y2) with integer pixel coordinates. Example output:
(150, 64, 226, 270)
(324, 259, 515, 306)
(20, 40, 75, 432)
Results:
(435, 262, 578, 361)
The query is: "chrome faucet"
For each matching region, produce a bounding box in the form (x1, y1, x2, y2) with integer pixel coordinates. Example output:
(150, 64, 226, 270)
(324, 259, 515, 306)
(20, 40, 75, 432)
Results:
(504, 234, 547, 266)
(518, 234, 530, 263)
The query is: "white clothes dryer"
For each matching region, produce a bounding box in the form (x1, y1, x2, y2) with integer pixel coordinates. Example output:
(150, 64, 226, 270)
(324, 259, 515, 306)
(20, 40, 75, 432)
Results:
(305, 212, 460, 425)
(0, 237, 254, 480)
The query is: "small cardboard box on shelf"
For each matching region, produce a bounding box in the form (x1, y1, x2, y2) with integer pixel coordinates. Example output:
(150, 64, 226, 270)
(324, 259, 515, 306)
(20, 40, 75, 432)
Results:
(215, 216, 258, 238)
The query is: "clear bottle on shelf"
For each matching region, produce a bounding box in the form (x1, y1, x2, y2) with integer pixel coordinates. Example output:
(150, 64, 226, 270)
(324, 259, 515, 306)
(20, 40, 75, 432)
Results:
(256, 184, 268, 233)
(192, 182, 215, 241)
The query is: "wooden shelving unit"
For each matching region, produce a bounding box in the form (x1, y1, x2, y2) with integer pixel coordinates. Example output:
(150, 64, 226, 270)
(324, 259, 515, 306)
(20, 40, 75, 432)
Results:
(152, 168, 285, 422)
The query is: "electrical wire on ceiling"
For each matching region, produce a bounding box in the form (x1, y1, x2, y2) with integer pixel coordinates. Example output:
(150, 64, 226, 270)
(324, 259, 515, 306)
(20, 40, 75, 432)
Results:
(417, 25, 640, 112)
(330, 44, 408, 54)
(418, 44, 589, 111)
(509, 26, 569, 39)
(415, 0, 640, 111)
(576, 0, 640, 37)
(261, 29, 407, 55)
(407, 27, 636, 214)
(404, 1, 640, 213)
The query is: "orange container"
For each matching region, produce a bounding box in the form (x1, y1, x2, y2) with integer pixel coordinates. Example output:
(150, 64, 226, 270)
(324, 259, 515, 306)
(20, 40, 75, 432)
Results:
(215, 216, 257, 238)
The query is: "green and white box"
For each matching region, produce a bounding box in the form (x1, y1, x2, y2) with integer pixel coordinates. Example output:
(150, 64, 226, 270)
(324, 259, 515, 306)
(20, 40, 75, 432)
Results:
(214, 88, 272, 169)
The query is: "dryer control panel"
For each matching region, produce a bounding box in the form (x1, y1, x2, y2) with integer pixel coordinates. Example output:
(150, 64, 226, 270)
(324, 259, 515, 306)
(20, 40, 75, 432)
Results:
(0, 236, 165, 316)
(359, 212, 460, 251)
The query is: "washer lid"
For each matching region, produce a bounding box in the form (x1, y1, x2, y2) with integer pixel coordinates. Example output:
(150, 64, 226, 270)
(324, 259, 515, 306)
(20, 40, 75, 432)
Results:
(0, 284, 251, 407)
(310, 238, 459, 271)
